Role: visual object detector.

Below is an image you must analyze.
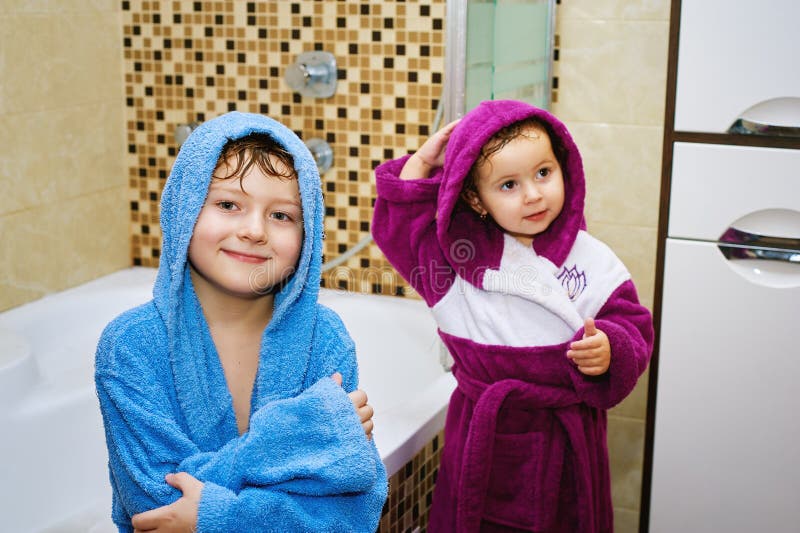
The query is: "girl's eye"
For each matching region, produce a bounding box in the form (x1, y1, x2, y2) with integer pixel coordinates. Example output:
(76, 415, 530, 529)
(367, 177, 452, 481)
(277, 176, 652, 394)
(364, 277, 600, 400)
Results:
(537, 167, 551, 179)
(500, 181, 516, 191)
(271, 211, 291, 222)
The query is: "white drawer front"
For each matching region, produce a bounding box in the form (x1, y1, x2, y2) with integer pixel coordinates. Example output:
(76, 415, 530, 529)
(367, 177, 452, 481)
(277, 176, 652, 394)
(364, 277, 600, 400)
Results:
(668, 142, 800, 241)
(675, 0, 800, 133)
(651, 239, 800, 532)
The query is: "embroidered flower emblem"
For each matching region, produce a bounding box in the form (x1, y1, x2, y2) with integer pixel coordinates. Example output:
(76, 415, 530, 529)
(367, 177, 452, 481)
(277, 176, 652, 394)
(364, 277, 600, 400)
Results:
(557, 264, 587, 301)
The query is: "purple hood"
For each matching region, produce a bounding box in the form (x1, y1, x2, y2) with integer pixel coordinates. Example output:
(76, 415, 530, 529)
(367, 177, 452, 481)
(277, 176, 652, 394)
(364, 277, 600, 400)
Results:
(435, 100, 587, 286)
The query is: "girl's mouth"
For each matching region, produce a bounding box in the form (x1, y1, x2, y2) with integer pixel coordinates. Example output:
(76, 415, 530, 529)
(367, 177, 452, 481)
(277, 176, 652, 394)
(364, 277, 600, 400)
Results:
(525, 210, 547, 222)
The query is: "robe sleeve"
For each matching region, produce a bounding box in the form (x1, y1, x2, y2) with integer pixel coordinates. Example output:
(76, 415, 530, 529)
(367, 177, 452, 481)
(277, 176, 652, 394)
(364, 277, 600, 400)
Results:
(198, 475, 387, 532)
(372, 155, 453, 305)
(96, 317, 386, 531)
(567, 279, 654, 409)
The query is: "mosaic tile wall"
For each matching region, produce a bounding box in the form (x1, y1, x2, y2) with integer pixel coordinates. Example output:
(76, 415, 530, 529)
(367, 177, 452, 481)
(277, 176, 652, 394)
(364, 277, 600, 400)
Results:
(122, 0, 445, 296)
(378, 431, 444, 533)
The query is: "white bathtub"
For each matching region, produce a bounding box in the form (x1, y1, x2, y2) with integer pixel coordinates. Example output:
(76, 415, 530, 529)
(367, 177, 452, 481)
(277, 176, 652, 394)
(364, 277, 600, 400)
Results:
(0, 267, 455, 532)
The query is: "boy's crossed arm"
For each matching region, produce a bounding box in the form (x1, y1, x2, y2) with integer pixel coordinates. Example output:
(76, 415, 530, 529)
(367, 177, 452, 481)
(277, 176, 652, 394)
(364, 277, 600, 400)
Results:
(129, 372, 375, 532)
(98, 364, 380, 530)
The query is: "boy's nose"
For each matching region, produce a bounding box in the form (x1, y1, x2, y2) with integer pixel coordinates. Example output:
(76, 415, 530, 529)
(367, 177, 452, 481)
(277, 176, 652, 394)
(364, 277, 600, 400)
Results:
(238, 215, 268, 243)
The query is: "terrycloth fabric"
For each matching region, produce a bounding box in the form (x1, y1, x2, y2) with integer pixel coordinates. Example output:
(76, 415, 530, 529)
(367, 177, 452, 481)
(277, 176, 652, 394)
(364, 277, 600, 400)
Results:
(372, 100, 653, 531)
(96, 111, 387, 532)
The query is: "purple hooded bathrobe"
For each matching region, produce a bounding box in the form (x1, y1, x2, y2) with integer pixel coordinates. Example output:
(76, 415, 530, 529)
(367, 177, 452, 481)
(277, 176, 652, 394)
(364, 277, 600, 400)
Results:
(372, 100, 653, 532)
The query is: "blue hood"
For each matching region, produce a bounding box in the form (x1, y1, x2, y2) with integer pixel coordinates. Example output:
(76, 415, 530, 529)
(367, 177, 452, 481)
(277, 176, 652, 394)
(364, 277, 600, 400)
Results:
(153, 111, 326, 446)
(155, 110, 323, 324)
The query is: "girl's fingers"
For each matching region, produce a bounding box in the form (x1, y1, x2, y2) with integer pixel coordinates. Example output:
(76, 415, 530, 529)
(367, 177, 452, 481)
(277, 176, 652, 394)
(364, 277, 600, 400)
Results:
(583, 317, 598, 337)
(568, 352, 597, 364)
(441, 119, 460, 134)
(577, 365, 606, 376)
(567, 345, 602, 359)
(569, 337, 599, 351)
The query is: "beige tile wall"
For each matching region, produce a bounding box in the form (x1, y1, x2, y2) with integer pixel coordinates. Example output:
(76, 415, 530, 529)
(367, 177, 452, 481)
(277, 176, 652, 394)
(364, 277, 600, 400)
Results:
(552, 1, 670, 530)
(0, 1, 128, 312)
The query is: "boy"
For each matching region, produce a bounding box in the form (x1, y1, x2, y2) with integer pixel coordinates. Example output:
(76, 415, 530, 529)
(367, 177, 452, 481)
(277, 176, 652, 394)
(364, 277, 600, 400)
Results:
(96, 112, 387, 532)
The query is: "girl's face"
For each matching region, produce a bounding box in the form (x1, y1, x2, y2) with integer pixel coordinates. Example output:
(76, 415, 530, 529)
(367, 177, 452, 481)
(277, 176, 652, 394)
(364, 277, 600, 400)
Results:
(465, 126, 565, 248)
(188, 155, 303, 299)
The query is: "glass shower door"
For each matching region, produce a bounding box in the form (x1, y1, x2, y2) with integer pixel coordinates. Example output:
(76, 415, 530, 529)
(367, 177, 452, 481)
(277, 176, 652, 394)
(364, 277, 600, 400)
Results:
(446, 0, 555, 120)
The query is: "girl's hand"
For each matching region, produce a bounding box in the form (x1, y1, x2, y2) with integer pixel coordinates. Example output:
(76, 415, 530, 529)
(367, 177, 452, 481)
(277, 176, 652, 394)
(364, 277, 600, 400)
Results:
(331, 372, 375, 439)
(567, 318, 611, 376)
(399, 119, 461, 180)
(131, 472, 202, 533)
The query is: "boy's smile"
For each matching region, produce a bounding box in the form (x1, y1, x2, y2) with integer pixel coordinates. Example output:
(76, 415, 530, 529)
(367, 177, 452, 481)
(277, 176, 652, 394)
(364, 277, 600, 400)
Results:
(221, 249, 270, 264)
(467, 125, 565, 248)
(188, 155, 303, 299)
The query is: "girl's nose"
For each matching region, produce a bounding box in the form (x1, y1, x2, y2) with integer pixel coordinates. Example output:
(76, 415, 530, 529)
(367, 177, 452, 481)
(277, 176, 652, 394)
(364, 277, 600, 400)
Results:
(522, 180, 543, 203)
(237, 214, 267, 243)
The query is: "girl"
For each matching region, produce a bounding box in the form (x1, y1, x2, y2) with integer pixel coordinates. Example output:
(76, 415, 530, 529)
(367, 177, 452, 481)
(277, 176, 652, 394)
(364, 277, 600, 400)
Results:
(372, 100, 653, 532)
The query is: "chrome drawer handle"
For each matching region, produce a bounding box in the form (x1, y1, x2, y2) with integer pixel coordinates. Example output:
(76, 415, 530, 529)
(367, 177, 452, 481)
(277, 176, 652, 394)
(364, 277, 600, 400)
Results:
(728, 97, 800, 138)
(718, 227, 800, 263)
(718, 244, 800, 263)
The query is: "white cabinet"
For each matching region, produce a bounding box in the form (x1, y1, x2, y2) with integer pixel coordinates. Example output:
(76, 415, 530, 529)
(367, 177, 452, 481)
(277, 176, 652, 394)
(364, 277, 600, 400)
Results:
(674, 0, 800, 133)
(650, 145, 800, 532)
(647, 2, 800, 531)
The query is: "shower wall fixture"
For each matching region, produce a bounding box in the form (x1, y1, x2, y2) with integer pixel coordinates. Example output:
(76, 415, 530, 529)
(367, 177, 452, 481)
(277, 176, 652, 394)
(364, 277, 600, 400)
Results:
(304, 138, 333, 175)
(174, 121, 333, 176)
(284, 51, 338, 98)
(174, 122, 199, 147)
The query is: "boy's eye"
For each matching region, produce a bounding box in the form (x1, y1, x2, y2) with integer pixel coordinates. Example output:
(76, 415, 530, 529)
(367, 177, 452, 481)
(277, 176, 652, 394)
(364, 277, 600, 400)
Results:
(271, 211, 292, 222)
(216, 201, 237, 211)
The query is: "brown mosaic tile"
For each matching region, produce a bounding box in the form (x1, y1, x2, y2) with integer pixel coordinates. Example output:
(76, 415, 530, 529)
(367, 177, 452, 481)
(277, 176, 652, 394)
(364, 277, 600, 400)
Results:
(123, 0, 445, 288)
(377, 430, 444, 532)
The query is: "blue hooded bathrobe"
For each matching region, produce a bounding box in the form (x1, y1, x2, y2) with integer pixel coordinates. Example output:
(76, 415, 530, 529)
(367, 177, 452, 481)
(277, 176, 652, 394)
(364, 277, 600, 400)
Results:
(95, 112, 388, 532)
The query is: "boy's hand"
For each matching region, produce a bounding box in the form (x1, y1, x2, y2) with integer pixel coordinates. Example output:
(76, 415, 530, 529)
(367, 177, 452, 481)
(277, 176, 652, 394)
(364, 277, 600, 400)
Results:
(399, 119, 460, 180)
(331, 373, 375, 440)
(131, 472, 202, 532)
(567, 318, 611, 376)
(348, 388, 375, 440)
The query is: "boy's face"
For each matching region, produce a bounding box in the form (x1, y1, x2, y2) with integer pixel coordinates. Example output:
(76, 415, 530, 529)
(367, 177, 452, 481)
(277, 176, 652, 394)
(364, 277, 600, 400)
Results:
(188, 154, 303, 299)
(464, 125, 565, 248)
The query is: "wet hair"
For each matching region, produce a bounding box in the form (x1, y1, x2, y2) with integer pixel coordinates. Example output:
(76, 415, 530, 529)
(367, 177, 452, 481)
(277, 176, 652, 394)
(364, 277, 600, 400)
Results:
(461, 116, 569, 198)
(211, 133, 302, 295)
(214, 132, 297, 187)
